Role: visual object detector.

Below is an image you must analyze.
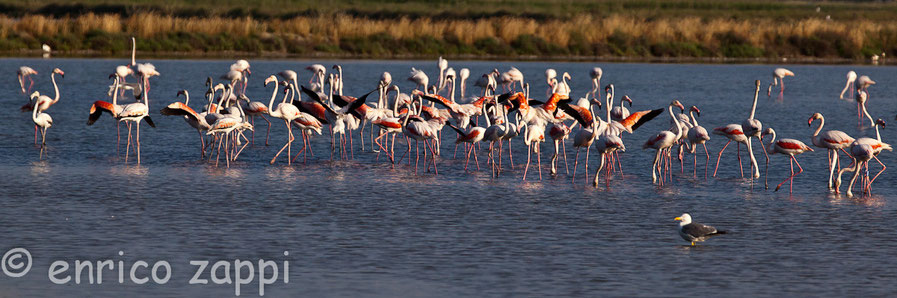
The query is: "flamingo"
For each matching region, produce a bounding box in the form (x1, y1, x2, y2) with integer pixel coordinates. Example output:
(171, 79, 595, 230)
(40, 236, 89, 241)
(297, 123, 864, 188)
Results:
(761, 128, 814, 193)
(437, 56, 448, 91)
(264, 75, 304, 165)
(408, 68, 429, 91)
(686, 106, 711, 178)
(712, 124, 748, 178)
(475, 69, 500, 97)
(459, 68, 470, 99)
(553, 72, 572, 96)
(836, 144, 875, 197)
(243, 93, 271, 146)
(521, 121, 546, 181)
(483, 102, 509, 176)
(589, 67, 602, 101)
(306, 64, 326, 91)
(767, 67, 794, 97)
(160, 90, 211, 158)
(545, 68, 557, 98)
(548, 122, 571, 175)
(593, 134, 625, 187)
(742, 80, 764, 179)
(16, 66, 38, 94)
(136, 63, 160, 92)
(206, 85, 251, 167)
(231, 59, 251, 94)
(506, 67, 525, 91)
(849, 118, 892, 189)
(447, 122, 485, 171)
(31, 93, 52, 159)
(401, 96, 440, 174)
(808, 113, 854, 189)
(839, 70, 857, 100)
(117, 69, 157, 164)
(21, 68, 63, 144)
(643, 100, 685, 185)
(857, 89, 875, 127)
(610, 95, 632, 122)
(559, 98, 601, 183)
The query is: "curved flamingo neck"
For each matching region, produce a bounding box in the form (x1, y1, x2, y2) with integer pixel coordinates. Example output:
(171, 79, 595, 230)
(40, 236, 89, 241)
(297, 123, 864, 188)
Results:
(766, 131, 777, 153)
(50, 72, 60, 104)
(267, 82, 279, 118)
(669, 105, 682, 138)
(749, 83, 759, 119)
(811, 117, 824, 146)
(32, 96, 39, 120)
(130, 38, 136, 66)
(142, 76, 149, 110)
(689, 110, 699, 127)
(181, 91, 190, 106)
(449, 77, 456, 103)
(605, 87, 614, 122)
(875, 124, 881, 141)
(112, 76, 120, 108)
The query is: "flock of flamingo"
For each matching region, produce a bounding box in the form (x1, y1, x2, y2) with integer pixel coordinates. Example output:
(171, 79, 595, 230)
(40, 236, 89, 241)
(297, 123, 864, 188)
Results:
(15, 38, 891, 197)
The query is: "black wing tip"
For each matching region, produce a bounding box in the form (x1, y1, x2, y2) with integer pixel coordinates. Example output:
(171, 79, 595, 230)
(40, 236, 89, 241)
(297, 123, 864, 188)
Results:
(144, 116, 156, 128)
(629, 108, 664, 131)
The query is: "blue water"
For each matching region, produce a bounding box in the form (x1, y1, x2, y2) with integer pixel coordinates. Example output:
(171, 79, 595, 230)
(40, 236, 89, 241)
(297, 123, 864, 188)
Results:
(1, 58, 896, 296)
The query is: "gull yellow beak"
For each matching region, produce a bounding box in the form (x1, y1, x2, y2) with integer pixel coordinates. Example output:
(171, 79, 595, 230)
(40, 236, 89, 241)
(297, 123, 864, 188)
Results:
(674, 217, 682, 221)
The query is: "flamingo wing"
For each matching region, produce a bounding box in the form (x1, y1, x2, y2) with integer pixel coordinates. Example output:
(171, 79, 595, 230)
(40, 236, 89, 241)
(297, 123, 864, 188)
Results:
(87, 101, 116, 125)
(620, 108, 664, 132)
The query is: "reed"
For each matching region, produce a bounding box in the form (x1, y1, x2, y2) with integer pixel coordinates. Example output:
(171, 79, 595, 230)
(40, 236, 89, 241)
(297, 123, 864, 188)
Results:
(2, 11, 897, 59)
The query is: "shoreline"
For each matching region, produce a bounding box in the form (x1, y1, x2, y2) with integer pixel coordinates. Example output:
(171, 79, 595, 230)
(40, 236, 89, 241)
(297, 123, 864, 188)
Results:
(1, 50, 888, 65)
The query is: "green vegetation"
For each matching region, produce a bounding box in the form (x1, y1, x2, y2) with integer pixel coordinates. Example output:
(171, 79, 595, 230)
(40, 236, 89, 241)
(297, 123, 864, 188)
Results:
(1, 1, 896, 61)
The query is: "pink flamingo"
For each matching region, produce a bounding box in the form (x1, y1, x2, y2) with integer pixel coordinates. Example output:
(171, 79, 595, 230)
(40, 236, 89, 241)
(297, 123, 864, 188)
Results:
(761, 128, 814, 193)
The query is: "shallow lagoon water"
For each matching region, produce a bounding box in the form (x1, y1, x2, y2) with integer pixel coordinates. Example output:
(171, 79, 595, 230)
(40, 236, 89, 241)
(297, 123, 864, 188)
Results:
(1, 58, 897, 296)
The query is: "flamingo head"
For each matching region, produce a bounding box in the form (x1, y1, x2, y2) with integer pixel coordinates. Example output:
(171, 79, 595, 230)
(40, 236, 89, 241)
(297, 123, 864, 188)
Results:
(53, 68, 64, 78)
(29, 91, 40, 100)
(671, 100, 684, 112)
(622, 95, 633, 107)
(177, 90, 187, 98)
(206, 76, 214, 87)
(691, 106, 701, 117)
(808, 112, 822, 126)
(761, 127, 775, 137)
(877, 118, 886, 129)
(264, 75, 277, 86)
(108, 73, 116, 80)
(604, 84, 613, 93)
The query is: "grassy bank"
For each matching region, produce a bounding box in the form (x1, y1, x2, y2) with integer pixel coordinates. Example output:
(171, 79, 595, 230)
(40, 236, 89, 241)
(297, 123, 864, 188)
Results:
(1, 1, 896, 61)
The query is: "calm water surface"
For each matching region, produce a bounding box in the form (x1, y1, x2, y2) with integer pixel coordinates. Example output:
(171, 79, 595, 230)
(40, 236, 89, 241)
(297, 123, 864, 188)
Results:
(1, 58, 897, 296)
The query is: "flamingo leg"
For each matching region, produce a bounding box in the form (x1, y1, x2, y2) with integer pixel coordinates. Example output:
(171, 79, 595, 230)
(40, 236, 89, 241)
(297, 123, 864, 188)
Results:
(702, 143, 710, 179)
(737, 143, 744, 178)
(652, 149, 661, 184)
(474, 143, 481, 171)
(585, 146, 591, 181)
(508, 139, 514, 167)
(270, 121, 293, 164)
(259, 115, 271, 146)
(536, 143, 542, 180)
(593, 154, 605, 187)
(572, 148, 580, 183)
(125, 122, 132, 163)
(562, 140, 569, 175)
(550, 140, 559, 175)
(713, 140, 731, 177)
(136, 121, 141, 164)
(523, 144, 531, 181)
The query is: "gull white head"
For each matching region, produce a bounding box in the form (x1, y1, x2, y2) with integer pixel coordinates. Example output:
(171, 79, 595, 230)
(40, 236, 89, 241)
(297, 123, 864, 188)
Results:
(674, 213, 692, 226)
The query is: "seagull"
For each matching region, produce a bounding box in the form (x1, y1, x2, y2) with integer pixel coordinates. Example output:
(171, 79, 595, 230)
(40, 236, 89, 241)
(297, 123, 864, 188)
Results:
(674, 213, 726, 246)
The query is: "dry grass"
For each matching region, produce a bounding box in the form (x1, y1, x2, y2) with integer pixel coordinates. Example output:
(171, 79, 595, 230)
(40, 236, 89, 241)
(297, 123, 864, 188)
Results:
(2, 11, 897, 58)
